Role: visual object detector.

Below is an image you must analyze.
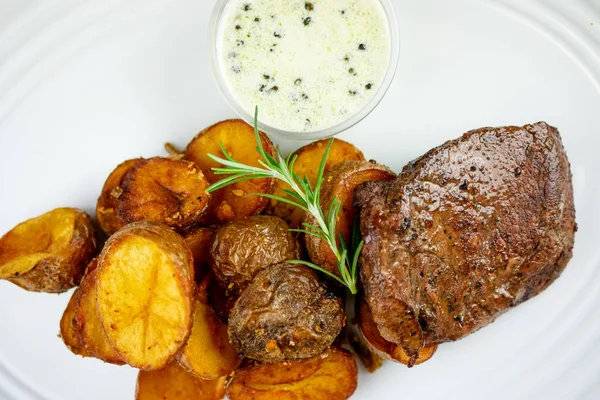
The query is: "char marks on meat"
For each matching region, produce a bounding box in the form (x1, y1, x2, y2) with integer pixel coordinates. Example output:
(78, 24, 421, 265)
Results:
(355, 122, 576, 365)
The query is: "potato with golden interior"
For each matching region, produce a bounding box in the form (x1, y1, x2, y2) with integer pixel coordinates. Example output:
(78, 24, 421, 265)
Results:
(96, 159, 140, 235)
(266, 138, 365, 228)
(357, 299, 437, 367)
(176, 276, 241, 379)
(136, 362, 225, 400)
(226, 348, 358, 400)
(305, 161, 396, 277)
(59, 287, 90, 357)
(0, 208, 97, 293)
(184, 119, 276, 224)
(116, 158, 211, 230)
(96, 222, 195, 370)
(75, 259, 124, 365)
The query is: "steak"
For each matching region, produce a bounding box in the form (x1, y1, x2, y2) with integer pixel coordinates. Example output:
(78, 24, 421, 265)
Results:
(355, 122, 576, 364)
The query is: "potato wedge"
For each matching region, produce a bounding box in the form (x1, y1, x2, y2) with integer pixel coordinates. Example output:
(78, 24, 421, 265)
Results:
(136, 362, 225, 400)
(177, 276, 241, 379)
(266, 139, 365, 228)
(226, 348, 358, 400)
(183, 227, 214, 282)
(305, 161, 395, 277)
(116, 158, 211, 230)
(0, 208, 97, 293)
(96, 222, 195, 370)
(75, 259, 124, 365)
(184, 119, 276, 224)
(59, 287, 90, 357)
(96, 159, 140, 235)
(357, 299, 437, 367)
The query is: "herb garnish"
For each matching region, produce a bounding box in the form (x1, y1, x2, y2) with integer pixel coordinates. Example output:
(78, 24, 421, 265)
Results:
(206, 107, 362, 294)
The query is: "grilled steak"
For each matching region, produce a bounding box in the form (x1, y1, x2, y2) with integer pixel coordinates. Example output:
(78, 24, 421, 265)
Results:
(355, 122, 576, 364)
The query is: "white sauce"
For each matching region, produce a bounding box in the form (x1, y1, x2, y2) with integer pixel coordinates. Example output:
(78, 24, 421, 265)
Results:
(217, 0, 391, 133)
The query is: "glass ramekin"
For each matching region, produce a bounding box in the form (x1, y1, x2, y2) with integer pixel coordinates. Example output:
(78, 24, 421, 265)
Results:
(208, 0, 400, 141)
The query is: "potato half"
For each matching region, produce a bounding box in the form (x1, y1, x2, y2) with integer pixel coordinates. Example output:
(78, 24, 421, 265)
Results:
(59, 287, 90, 357)
(117, 158, 211, 230)
(96, 222, 195, 370)
(176, 276, 241, 379)
(305, 161, 396, 277)
(96, 159, 140, 235)
(357, 299, 437, 367)
(136, 362, 225, 400)
(0, 208, 97, 293)
(75, 259, 124, 365)
(266, 138, 365, 228)
(184, 119, 276, 224)
(226, 348, 358, 400)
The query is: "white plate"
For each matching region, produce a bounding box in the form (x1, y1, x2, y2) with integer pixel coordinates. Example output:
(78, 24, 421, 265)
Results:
(1, 1, 599, 399)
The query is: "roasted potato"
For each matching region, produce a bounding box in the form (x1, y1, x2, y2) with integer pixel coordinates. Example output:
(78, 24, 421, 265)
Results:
(211, 215, 301, 293)
(305, 161, 395, 277)
(96, 159, 140, 235)
(59, 287, 90, 357)
(228, 264, 345, 363)
(0, 208, 97, 293)
(183, 227, 214, 282)
(96, 222, 195, 370)
(184, 119, 276, 224)
(115, 157, 211, 230)
(177, 276, 241, 379)
(226, 348, 358, 400)
(136, 362, 225, 400)
(346, 325, 383, 373)
(357, 299, 437, 367)
(75, 259, 124, 365)
(266, 138, 365, 228)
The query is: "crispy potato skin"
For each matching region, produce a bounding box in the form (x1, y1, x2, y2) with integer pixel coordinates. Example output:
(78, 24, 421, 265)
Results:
(211, 216, 301, 293)
(96, 222, 195, 370)
(183, 227, 215, 282)
(266, 139, 365, 228)
(184, 119, 276, 224)
(116, 157, 211, 230)
(136, 362, 225, 400)
(357, 299, 436, 367)
(228, 264, 345, 363)
(226, 348, 358, 400)
(75, 259, 124, 365)
(176, 276, 241, 379)
(96, 159, 140, 235)
(0, 208, 97, 293)
(305, 161, 395, 277)
(59, 287, 91, 357)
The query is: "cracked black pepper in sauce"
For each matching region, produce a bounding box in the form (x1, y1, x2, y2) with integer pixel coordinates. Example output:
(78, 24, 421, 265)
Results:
(218, 0, 390, 132)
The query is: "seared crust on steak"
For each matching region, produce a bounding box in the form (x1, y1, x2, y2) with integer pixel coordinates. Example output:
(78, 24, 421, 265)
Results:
(355, 122, 576, 364)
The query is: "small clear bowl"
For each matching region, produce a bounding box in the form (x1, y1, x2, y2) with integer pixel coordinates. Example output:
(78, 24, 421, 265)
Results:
(208, 0, 400, 141)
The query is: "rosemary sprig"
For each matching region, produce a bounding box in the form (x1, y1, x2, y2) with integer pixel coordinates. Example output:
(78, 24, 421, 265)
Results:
(205, 107, 362, 294)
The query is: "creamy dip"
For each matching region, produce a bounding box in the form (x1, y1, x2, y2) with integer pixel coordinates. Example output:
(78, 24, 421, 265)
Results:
(216, 0, 391, 133)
